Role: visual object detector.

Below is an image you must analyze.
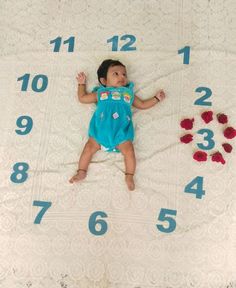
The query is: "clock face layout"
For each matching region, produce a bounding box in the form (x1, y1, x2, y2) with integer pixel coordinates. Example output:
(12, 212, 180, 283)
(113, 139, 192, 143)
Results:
(1, 1, 236, 287)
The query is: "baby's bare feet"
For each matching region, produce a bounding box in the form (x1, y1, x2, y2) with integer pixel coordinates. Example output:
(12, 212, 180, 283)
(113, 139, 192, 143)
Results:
(125, 174, 135, 191)
(69, 169, 87, 183)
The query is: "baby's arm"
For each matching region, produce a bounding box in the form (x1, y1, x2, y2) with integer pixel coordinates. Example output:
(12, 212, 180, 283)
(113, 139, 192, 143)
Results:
(132, 90, 165, 110)
(76, 72, 97, 104)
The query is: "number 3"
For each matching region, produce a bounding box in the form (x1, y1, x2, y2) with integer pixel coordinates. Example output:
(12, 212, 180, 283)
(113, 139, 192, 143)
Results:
(197, 129, 215, 150)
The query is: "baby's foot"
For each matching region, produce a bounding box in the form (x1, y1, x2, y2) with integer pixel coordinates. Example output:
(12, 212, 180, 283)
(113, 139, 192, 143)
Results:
(125, 173, 135, 191)
(155, 89, 166, 101)
(69, 169, 87, 183)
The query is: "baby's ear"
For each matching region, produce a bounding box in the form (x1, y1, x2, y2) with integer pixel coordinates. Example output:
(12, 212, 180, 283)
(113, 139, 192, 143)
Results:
(99, 77, 107, 86)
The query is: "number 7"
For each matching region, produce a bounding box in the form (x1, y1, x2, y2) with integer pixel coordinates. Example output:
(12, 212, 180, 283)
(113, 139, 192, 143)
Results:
(33, 201, 52, 224)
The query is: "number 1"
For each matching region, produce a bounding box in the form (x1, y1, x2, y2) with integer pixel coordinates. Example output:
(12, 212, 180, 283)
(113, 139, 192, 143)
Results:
(178, 46, 190, 64)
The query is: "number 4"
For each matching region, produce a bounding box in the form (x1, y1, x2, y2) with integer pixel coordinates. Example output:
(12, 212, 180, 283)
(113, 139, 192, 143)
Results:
(184, 176, 205, 199)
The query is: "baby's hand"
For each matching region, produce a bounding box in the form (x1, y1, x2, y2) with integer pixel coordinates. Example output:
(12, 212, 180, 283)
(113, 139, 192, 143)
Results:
(76, 72, 86, 84)
(155, 89, 166, 102)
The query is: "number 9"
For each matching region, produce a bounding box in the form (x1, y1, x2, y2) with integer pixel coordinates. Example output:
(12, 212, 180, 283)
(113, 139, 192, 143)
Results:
(15, 115, 33, 135)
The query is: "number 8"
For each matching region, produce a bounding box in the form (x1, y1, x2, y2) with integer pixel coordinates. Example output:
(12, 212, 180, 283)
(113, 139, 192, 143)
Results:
(10, 162, 29, 183)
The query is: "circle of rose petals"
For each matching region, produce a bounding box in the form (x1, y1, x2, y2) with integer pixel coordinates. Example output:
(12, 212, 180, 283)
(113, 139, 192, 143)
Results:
(180, 111, 236, 164)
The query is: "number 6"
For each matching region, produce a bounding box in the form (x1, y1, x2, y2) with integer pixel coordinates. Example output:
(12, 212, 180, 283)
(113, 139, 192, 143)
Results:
(88, 211, 108, 236)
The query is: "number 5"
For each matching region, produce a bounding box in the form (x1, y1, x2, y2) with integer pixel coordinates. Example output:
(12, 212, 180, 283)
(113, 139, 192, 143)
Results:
(156, 208, 177, 233)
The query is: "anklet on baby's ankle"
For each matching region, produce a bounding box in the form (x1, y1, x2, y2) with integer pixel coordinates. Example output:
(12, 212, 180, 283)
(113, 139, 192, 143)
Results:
(125, 172, 134, 176)
(77, 169, 87, 173)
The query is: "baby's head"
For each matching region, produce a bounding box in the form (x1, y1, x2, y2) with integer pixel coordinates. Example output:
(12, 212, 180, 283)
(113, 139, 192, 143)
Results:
(97, 59, 128, 87)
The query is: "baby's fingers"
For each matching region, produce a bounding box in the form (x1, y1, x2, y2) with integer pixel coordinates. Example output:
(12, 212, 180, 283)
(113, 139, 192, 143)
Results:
(76, 72, 84, 78)
(76, 72, 86, 83)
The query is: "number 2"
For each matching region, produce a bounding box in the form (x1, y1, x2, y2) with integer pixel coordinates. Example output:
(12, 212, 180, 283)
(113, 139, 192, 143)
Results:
(194, 87, 212, 106)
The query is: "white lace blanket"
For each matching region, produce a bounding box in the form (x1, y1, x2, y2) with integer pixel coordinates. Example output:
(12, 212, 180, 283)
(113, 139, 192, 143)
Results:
(1, 0, 236, 287)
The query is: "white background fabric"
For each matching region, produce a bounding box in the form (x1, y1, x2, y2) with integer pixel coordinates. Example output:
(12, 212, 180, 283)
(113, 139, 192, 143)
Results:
(0, 0, 236, 287)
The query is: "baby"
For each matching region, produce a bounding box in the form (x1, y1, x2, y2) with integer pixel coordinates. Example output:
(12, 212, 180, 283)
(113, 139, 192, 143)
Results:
(69, 59, 165, 190)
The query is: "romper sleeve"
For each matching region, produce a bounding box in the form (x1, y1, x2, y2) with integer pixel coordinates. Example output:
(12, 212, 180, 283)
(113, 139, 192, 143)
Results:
(127, 82, 135, 105)
(127, 81, 134, 90)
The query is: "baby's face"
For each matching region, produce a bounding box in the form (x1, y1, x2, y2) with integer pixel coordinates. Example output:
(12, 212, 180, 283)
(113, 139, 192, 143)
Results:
(105, 65, 128, 87)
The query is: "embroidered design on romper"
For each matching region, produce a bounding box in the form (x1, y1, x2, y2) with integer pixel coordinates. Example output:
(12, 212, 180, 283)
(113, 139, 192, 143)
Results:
(111, 91, 121, 100)
(123, 92, 131, 103)
(100, 92, 109, 100)
(113, 112, 119, 119)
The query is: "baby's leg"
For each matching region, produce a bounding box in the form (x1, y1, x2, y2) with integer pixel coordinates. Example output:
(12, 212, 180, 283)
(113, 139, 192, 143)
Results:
(69, 137, 100, 183)
(116, 141, 136, 191)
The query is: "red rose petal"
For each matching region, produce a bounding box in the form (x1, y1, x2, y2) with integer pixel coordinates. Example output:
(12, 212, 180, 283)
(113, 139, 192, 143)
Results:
(180, 134, 193, 144)
(201, 111, 213, 124)
(180, 118, 194, 130)
(193, 151, 207, 162)
(211, 152, 225, 164)
(222, 143, 233, 153)
(217, 113, 228, 124)
(223, 127, 236, 139)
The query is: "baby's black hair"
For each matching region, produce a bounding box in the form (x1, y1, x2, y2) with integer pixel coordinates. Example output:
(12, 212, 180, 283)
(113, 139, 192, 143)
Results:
(97, 59, 125, 85)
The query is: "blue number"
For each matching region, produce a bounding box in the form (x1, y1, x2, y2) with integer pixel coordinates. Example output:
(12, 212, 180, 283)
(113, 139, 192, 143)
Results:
(89, 211, 108, 236)
(33, 201, 52, 224)
(107, 35, 119, 51)
(197, 129, 215, 150)
(107, 35, 136, 51)
(10, 162, 29, 183)
(15, 116, 33, 135)
(184, 176, 205, 199)
(194, 87, 212, 106)
(32, 75, 48, 92)
(50, 36, 75, 52)
(50, 36, 62, 52)
(178, 46, 190, 64)
(156, 208, 177, 233)
(17, 74, 30, 91)
(17, 74, 48, 92)
(120, 34, 137, 51)
(63, 36, 75, 52)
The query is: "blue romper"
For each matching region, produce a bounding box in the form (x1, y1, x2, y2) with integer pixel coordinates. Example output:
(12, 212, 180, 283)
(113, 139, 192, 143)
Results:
(88, 82, 135, 152)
